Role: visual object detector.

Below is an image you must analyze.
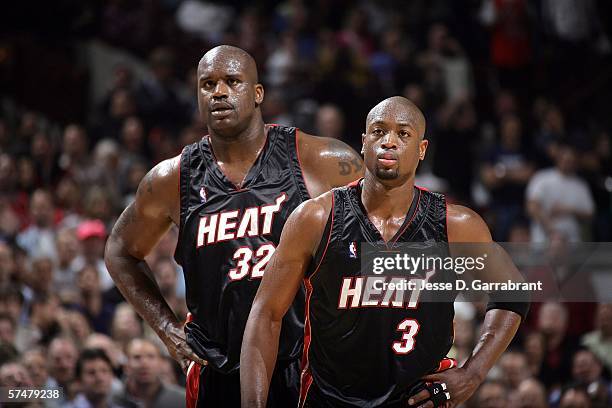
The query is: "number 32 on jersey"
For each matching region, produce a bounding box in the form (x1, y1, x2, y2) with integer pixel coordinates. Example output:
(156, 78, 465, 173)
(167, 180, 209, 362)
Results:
(228, 243, 276, 281)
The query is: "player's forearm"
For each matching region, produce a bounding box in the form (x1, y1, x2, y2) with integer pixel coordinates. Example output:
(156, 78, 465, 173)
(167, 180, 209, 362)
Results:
(240, 307, 282, 408)
(462, 309, 521, 383)
(104, 238, 181, 339)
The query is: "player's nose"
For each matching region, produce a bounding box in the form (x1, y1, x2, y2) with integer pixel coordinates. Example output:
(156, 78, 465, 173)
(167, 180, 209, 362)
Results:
(212, 80, 229, 98)
(381, 131, 399, 149)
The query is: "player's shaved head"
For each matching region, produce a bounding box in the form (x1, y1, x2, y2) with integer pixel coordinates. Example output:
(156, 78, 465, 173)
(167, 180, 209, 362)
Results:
(198, 45, 259, 83)
(366, 96, 426, 138)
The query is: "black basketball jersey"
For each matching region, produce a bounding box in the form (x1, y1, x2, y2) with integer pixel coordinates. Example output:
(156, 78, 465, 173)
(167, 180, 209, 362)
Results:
(175, 125, 309, 374)
(300, 180, 456, 407)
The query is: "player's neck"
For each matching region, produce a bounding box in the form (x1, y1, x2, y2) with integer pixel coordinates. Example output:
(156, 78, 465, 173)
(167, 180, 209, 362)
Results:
(361, 172, 415, 218)
(208, 115, 266, 163)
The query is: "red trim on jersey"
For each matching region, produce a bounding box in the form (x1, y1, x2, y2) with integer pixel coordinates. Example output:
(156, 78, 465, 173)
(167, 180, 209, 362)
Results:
(299, 193, 334, 406)
(186, 361, 201, 408)
(295, 128, 314, 198)
(437, 357, 457, 372)
(391, 187, 422, 245)
(347, 178, 361, 188)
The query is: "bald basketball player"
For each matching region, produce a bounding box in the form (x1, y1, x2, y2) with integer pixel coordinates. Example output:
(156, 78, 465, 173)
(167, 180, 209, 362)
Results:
(241, 96, 528, 407)
(104, 45, 364, 407)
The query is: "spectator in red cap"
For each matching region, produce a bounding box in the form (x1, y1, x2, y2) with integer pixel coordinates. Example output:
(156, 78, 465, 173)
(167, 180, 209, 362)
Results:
(75, 220, 114, 291)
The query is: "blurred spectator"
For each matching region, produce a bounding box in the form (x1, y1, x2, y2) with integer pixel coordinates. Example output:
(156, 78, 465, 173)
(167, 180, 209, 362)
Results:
(20, 294, 62, 349)
(115, 338, 184, 407)
(54, 228, 81, 299)
(67, 348, 124, 408)
(524, 331, 546, 377)
(59, 124, 92, 184)
(559, 386, 592, 408)
(537, 302, 579, 389)
(569, 349, 611, 407)
(0, 360, 33, 388)
(499, 350, 532, 390)
(315, 104, 346, 141)
(111, 304, 143, 352)
(75, 219, 114, 291)
(471, 380, 509, 408)
(513, 378, 548, 408)
(526, 144, 594, 243)
(75, 264, 116, 335)
(17, 189, 58, 259)
(582, 303, 612, 372)
(152, 258, 187, 321)
(56, 176, 85, 229)
(22, 348, 52, 388)
(481, 114, 534, 240)
(0, 313, 16, 348)
(84, 333, 127, 378)
(48, 336, 79, 404)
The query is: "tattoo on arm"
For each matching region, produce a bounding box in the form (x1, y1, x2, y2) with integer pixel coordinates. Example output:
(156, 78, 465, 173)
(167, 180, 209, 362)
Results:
(338, 157, 363, 175)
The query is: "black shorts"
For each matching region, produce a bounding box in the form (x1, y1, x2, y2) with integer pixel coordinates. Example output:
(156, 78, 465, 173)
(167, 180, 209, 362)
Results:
(186, 359, 300, 408)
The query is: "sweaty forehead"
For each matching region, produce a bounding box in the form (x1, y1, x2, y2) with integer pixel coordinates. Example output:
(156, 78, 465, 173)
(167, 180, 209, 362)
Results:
(198, 48, 257, 81)
(367, 101, 425, 134)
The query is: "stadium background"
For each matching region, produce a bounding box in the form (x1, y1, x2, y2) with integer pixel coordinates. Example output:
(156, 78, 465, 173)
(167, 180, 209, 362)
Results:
(1, 0, 612, 407)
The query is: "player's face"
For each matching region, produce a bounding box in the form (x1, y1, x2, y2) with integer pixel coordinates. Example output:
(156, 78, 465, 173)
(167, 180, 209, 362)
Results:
(361, 104, 427, 184)
(197, 56, 264, 136)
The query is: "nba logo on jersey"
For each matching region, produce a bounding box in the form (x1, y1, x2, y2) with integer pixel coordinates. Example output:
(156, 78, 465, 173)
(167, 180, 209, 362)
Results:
(199, 187, 207, 203)
(349, 241, 357, 258)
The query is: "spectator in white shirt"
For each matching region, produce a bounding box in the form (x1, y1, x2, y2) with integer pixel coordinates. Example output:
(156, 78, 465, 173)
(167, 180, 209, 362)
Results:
(526, 144, 594, 243)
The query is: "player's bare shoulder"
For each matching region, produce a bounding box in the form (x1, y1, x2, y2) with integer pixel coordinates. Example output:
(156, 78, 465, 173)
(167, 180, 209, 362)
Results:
(282, 190, 334, 256)
(297, 131, 364, 196)
(446, 203, 492, 243)
(134, 155, 181, 224)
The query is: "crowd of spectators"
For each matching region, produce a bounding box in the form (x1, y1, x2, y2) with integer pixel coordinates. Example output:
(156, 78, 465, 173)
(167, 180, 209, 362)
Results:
(1, 0, 612, 407)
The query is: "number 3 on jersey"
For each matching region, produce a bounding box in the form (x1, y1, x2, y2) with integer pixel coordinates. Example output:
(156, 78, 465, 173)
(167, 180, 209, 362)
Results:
(228, 243, 276, 280)
(392, 318, 420, 354)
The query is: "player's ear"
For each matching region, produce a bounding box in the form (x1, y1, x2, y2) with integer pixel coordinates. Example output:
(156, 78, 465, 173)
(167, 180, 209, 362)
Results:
(254, 83, 264, 106)
(418, 139, 429, 160)
(361, 133, 366, 155)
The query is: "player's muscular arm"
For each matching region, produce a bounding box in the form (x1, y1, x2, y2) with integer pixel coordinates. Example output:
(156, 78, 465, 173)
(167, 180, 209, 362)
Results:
(410, 205, 523, 408)
(104, 157, 206, 372)
(241, 193, 332, 408)
(298, 132, 364, 197)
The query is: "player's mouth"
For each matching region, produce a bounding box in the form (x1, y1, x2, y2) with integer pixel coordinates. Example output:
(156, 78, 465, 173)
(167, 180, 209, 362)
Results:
(377, 151, 398, 167)
(210, 103, 234, 118)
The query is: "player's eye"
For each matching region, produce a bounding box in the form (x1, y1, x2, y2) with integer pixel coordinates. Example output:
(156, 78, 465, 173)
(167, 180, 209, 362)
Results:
(202, 80, 214, 90)
(399, 130, 411, 138)
(372, 128, 384, 136)
(227, 78, 240, 86)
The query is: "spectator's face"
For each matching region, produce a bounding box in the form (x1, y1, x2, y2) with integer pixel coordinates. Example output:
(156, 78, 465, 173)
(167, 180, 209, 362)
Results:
(0, 363, 33, 387)
(500, 352, 529, 388)
(112, 307, 142, 342)
(126, 340, 160, 385)
(81, 237, 106, 260)
(524, 332, 545, 366)
(0, 296, 22, 323)
(110, 89, 135, 118)
(0, 243, 15, 282)
(23, 351, 49, 387)
(158, 357, 178, 385)
(559, 389, 591, 408)
(556, 147, 577, 174)
(596, 304, 612, 337)
(17, 157, 35, 189)
(48, 340, 78, 384)
(537, 302, 568, 339)
(31, 132, 52, 159)
(67, 311, 92, 341)
(0, 153, 16, 190)
(56, 177, 81, 209)
(56, 229, 80, 265)
(77, 266, 101, 294)
(316, 105, 344, 140)
(516, 379, 548, 408)
(30, 258, 54, 293)
(197, 49, 263, 135)
(63, 126, 87, 157)
(500, 116, 521, 149)
(80, 359, 114, 402)
(477, 383, 508, 408)
(0, 318, 15, 344)
(121, 117, 144, 153)
(85, 335, 123, 369)
(362, 99, 427, 184)
(572, 350, 602, 383)
(30, 191, 54, 227)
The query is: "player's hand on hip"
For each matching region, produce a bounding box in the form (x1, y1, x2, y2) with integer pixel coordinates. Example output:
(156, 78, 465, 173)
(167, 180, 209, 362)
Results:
(162, 322, 208, 374)
(408, 367, 479, 408)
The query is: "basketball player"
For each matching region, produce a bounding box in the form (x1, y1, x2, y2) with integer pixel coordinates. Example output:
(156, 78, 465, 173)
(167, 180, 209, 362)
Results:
(104, 45, 364, 407)
(240, 96, 528, 407)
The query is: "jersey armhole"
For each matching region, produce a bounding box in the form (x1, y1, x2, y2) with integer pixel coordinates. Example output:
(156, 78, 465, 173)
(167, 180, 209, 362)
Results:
(174, 145, 192, 265)
(305, 192, 335, 281)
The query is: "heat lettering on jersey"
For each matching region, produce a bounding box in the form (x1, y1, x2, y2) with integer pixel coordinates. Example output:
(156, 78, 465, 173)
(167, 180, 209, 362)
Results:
(337, 271, 435, 309)
(196, 193, 287, 247)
